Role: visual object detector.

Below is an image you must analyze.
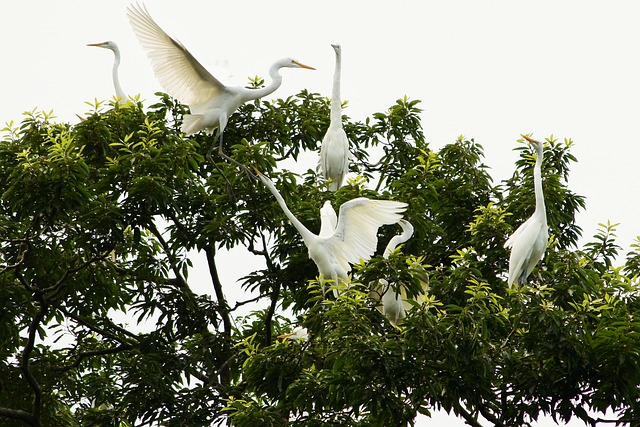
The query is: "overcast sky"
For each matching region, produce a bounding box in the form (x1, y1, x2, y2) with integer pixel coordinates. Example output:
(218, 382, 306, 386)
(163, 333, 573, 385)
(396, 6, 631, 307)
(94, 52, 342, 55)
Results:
(2, 1, 638, 425)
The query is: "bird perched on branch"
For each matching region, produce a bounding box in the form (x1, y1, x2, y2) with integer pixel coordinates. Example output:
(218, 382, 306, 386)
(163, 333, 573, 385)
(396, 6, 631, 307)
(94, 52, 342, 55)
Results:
(319, 44, 350, 191)
(255, 168, 407, 296)
(504, 134, 549, 287)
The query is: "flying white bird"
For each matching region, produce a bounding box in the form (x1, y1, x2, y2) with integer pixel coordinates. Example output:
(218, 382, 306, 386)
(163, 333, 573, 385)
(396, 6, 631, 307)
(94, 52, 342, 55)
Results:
(373, 220, 414, 326)
(87, 41, 127, 104)
(504, 135, 549, 287)
(127, 4, 315, 163)
(319, 44, 350, 191)
(277, 326, 309, 341)
(255, 169, 407, 296)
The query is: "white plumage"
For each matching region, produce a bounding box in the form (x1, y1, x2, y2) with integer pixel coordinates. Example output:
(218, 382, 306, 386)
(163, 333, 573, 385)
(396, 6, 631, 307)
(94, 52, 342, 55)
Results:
(504, 135, 549, 287)
(256, 171, 406, 295)
(126, 3, 314, 156)
(87, 41, 126, 104)
(319, 44, 350, 191)
(374, 220, 414, 326)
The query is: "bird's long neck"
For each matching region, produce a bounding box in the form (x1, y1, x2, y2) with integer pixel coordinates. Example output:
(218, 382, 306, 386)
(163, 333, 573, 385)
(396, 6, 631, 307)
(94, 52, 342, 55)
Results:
(262, 178, 316, 244)
(246, 63, 284, 101)
(533, 144, 546, 223)
(111, 47, 126, 102)
(329, 49, 342, 127)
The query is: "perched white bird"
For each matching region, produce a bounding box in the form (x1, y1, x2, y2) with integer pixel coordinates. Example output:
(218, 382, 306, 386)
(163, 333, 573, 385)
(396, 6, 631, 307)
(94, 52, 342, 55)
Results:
(374, 220, 414, 326)
(319, 44, 350, 191)
(87, 41, 127, 104)
(255, 169, 407, 295)
(127, 4, 315, 162)
(277, 326, 308, 341)
(504, 135, 549, 287)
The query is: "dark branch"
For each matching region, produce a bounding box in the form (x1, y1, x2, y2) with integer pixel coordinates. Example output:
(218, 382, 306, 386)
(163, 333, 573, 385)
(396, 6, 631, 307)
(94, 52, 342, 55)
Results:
(205, 244, 232, 388)
(54, 344, 131, 373)
(0, 407, 36, 426)
(52, 303, 138, 344)
(453, 401, 483, 427)
(21, 297, 47, 427)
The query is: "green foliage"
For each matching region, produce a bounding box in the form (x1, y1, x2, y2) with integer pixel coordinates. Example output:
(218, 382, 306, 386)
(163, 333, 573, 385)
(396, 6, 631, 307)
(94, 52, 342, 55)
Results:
(0, 90, 639, 427)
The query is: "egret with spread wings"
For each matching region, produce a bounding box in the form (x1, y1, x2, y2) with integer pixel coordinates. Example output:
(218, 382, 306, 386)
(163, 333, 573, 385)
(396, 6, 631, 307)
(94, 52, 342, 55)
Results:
(256, 169, 407, 296)
(127, 4, 315, 164)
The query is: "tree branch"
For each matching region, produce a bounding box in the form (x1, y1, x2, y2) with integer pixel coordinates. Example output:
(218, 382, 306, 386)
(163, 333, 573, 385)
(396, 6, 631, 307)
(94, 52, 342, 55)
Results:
(53, 344, 131, 373)
(21, 296, 47, 427)
(147, 222, 188, 288)
(52, 303, 139, 344)
(453, 401, 490, 427)
(0, 406, 36, 426)
(204, 244, 232, 388)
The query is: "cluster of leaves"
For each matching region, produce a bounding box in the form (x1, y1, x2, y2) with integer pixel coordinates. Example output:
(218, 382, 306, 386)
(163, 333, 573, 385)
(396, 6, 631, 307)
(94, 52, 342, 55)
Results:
(0, 88, 639, 427)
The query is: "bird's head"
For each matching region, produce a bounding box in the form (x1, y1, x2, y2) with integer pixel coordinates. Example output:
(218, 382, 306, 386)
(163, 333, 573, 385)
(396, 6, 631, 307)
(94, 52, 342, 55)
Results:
(521, 134, 542, 148)
(252, 165, 270, 186)
(87, 41, 119, 52)
(278, 58, 315, 70)
(331, 43, 341, 54)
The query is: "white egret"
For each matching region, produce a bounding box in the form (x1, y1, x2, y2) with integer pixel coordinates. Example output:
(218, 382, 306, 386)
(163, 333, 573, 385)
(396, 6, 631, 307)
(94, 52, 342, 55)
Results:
(255, 169, 407, 295)
(373, 219, 414, 326)
(126, 4, 315, 164)
(319, 44, 350, 191)
(87, 41, 127, 104)
(504, 135, 549, 287)
(277, 326, 308, 341)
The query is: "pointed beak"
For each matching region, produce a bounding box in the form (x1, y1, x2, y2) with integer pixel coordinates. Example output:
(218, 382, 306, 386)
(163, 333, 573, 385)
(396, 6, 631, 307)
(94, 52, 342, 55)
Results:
(293, 61, 315, 70)
(251, 165, 264, 176)
(87, 42, 106, 47)
(521, 134, 540, 144)
(277, 332, 293, 339)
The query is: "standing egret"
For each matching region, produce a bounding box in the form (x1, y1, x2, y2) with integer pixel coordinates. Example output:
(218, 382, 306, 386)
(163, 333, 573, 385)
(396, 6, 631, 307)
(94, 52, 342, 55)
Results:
(126, 4, 315, 165)
(87, 41, 127, 104)
(319, 44, 350, 191)
(504, 135, 549, 287)
(255, 169, 407, 296)
(373, 219, 414, 326)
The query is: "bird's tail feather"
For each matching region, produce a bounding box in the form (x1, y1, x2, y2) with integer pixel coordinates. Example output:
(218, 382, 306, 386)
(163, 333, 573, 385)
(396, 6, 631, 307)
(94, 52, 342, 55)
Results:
(181, 114, 204, 135)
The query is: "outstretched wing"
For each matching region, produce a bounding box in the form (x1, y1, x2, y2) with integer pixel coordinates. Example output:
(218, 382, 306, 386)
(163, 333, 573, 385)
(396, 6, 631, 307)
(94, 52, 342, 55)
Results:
(127, 4, 225, 106)
(329, 198, 407, 265)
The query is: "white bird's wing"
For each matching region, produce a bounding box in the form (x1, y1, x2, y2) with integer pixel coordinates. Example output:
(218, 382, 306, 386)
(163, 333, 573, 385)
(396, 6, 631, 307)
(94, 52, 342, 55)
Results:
(504, 217, 533, 249)
(319, 201, 338, 237)
(127, 4, 226, 106)
(329, 198, 407, 265)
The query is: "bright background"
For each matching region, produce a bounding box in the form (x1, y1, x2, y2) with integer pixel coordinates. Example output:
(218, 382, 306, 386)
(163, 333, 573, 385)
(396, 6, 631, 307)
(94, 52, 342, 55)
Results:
(2, 1, 638, 425)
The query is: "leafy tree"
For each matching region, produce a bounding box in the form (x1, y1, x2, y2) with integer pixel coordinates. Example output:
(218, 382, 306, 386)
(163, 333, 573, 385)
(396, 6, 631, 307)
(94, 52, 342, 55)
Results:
(0, 88, 639, 427)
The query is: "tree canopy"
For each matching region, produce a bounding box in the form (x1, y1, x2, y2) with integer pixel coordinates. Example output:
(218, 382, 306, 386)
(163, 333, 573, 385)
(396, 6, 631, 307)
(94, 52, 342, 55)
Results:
(1, 89, 639, 427)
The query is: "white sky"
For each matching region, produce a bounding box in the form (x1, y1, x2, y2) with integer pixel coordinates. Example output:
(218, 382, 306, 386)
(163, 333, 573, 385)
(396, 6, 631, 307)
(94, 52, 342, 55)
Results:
(2, 1, 637, 425)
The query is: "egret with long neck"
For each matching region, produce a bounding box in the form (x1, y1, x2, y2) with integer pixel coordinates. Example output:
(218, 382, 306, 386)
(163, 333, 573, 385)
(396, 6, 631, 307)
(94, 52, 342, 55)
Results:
(127, 3, 315, 165)
(375, 219, 414, 326)
(87, 41, 126, 104)
(319, 44, 350, 191)
(504, 134, 549, 287)
(255, 169, 407, 296)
